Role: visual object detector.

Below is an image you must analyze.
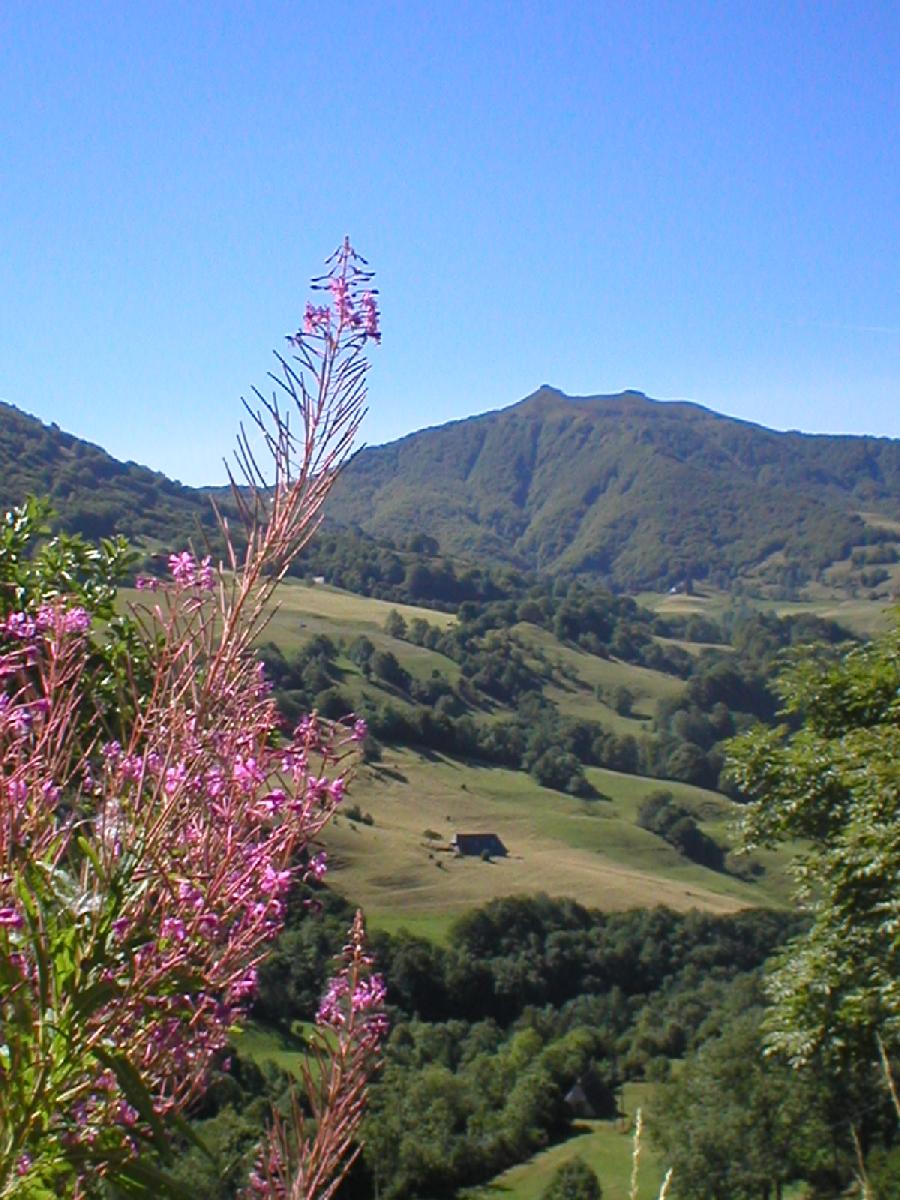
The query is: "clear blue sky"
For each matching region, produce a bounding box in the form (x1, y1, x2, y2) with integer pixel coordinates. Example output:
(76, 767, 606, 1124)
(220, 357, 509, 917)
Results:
(1, 1, 897, 484)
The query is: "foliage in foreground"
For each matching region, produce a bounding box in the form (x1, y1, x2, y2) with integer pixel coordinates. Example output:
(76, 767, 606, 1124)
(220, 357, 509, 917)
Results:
(728, 614, 900, 1069)
(0, 241, 385, 1197)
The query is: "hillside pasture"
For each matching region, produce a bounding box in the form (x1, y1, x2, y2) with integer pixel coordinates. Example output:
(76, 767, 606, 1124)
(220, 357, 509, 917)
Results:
(326, 748, 789, 937)
(469, 1084, 664, 1200)
(636, 587, 895, 639)
(512, 622, 683, 731)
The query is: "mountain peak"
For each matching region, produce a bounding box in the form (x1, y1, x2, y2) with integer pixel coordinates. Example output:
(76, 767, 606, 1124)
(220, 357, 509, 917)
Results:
(329, 388, 900, 592)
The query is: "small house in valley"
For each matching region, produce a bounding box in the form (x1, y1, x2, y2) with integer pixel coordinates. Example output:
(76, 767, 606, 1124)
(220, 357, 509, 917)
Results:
(451, 832, 508, 858)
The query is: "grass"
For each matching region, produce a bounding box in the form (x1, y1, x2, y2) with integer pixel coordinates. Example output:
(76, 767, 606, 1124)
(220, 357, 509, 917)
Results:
(326, 747, 791, 931)
(512, 622, 684, 733)
(117, 579, 793, 924)
(469, 1083, 665, 1200)
(635, 587, 895, 639)
(233, 1020, 310, 1076)
(261, 580, 454, 655)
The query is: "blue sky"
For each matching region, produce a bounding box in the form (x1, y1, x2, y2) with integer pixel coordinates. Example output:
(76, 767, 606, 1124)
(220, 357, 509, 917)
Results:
(1, 1, 897, 484)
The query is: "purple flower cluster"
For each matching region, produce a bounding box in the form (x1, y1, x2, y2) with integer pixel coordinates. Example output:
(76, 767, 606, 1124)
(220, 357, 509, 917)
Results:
(167, 552, 216, 590)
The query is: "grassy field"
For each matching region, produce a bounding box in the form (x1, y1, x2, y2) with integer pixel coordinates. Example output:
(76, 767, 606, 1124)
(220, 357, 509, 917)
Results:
(118, 579, 796, 929)
(636, 587, 895, 639)
(512, 622, 684, 733)
(233, 1020, 310, 1075)
(469, 1083, 665, 1200)
(262, 580, 454, 653)
(326, 747, 790, 939)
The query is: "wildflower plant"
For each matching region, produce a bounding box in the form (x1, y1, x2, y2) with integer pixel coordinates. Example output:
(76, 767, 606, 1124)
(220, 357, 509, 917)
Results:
(0, 240, 384, 1196)
(242, 911, 387, 1200)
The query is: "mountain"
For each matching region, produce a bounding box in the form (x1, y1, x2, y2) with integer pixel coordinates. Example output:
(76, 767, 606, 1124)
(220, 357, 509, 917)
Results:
(327, 387, 900, 591)
(3, 390, 899, 596)
(0, 400, 217, 544)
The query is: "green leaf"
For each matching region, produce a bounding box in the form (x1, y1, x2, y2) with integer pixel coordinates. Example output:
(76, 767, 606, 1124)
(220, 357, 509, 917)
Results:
(93, 1049, 171, 1161)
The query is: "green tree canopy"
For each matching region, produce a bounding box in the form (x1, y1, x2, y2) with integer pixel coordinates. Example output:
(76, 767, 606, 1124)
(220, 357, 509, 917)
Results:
(726, 614, 900, 1068)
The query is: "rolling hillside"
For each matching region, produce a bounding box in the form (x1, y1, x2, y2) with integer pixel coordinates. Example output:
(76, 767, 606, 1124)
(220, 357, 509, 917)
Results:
(328, 386, 900, 592)
(0, 400, 217, 542)
(180, 578, 797, 929)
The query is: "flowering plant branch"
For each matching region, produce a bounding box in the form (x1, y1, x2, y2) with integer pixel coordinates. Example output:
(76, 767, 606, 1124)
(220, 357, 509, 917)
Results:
(0, 240, 380, 1197)
(242, 910, 388, 1200)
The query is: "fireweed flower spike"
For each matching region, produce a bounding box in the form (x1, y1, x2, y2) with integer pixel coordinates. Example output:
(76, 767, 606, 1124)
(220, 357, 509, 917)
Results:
(241, 912, 388, 1200)
(0, 241, 380, 1196)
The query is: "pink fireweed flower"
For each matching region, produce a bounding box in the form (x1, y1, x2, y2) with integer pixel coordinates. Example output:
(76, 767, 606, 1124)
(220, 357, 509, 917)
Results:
(361, 291, 380, 342)
(260, 863, 292, 895)
(308, 851, 328, 882)
(63, 607, 91, 634)
(255, 789, 287, 817)
(328, 777, 346, 805)
(102, 741, 123, 763)
(204, 766, 225, 798)
(301, 302, 331, 335)
(306, 777, 330, 804)
(177, 882, 204, 909)
(316, 976, 349, 1028)
(329, 275, 354, 324)
(160, 918, 187, 943)
(35, 605, 55, 632)
(351, 975, 387, 1012)
(231, 968, 258, 999)
(135, 574, 160, 591)
(197, 912, 220, 939)
(121, 754, 143, 781)
(0, 907, 23, 928)
(7, 779, 27, 807)
(279, 749, 307, 778)
(4, 612, 36, 640)
(41, 780, 61, 805)
(233, 756, 264, 793)
(351, 717, 368, 742)
(165, 763, 187, 795)
(198, 556, 216, 591)
(168, 551, 197, 586)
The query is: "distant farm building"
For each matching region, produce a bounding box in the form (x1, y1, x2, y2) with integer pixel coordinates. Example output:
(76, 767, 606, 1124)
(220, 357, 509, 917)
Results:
(451, 832, 508, 858)
(564, 1070, 619, 1120)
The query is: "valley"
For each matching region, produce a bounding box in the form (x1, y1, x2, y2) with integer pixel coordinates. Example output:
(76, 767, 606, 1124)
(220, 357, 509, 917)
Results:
(3, 394, 899, 1200)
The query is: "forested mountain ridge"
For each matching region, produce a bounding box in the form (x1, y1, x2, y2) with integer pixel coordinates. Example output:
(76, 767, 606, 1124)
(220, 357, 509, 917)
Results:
(328, 386, 900, 591)
(0, 400, 217, 543)
(4, 390, 900, 598)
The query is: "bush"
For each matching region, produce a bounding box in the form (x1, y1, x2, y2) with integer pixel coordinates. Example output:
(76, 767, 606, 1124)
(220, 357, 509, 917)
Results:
(541, 1157, 602, 1200)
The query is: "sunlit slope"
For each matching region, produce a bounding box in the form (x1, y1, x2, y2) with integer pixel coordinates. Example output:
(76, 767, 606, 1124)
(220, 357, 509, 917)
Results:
(468, 1084, 664, 1200)
(118, 580, 793, 928)
(326, 748, 791, 938)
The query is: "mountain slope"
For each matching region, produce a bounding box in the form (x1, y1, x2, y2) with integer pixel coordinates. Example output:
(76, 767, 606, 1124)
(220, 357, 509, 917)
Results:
(0, 401, 216, 543)
(328, 387, 900, 590)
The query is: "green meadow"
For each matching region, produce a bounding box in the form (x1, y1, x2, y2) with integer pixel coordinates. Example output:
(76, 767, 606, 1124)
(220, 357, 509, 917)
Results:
(468, 1084, 664, 1200)
(326, 747, 791, 938)
(120, 579, 797, 929)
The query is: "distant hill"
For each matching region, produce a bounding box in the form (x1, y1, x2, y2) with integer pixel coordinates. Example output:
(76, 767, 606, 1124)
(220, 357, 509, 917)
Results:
(327, 386, 900, 591)
(3, 391, 900, 597)
(0, 401, 216, 544)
